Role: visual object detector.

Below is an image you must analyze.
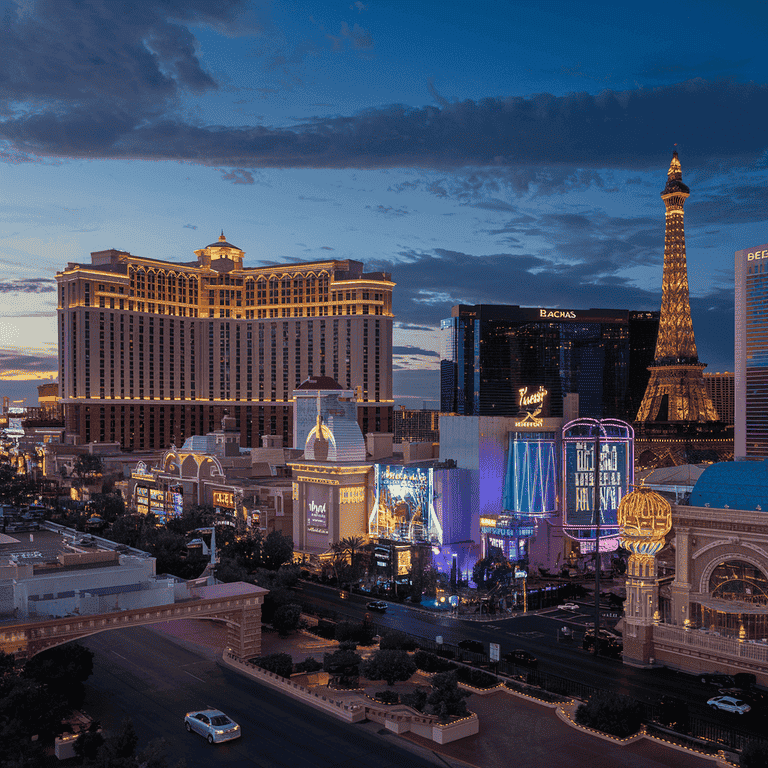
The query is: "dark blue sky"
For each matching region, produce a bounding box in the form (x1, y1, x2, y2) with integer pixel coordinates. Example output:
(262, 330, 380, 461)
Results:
(0, 0, 766, 407)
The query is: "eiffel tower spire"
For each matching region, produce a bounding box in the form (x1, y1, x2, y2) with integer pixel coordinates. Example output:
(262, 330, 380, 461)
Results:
(636, 152, 719, 423)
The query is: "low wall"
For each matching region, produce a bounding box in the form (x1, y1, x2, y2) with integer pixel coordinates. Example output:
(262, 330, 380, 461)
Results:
(221, 653, 366, 723)
(221, 652, 479, 742)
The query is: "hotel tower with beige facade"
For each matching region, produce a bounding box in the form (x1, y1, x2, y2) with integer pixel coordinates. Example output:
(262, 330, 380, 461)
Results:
(56, 234, 394, 450)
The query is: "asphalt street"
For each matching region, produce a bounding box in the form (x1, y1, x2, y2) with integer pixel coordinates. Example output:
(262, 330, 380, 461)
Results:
(79, 624, 467, 768)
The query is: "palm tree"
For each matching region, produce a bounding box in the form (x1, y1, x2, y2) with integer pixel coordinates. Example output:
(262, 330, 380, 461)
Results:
(336, 536, 366, 586)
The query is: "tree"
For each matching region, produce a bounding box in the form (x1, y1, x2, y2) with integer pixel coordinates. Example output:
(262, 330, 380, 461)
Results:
(74, 722, 104, 763)
(73, 454, 103, 485)
(23, 642, 94, 709)
(272, 603, 302, 637)
(336, 536, 366, 584)
(361, 649, 416, 686)
(252, 653, 294, 678)
(424, 670, 470, 723)
(88, 492, 125, 523)
(262, 531, 294, 570)
(741, 740, 768, 768)
(111, 716, 138, 759)
(323, 643, 362, 689)
(575, 691, 642, 738)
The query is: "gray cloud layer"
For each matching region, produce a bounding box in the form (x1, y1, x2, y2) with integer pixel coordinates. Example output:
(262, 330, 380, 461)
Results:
(0, 2, 765, 173)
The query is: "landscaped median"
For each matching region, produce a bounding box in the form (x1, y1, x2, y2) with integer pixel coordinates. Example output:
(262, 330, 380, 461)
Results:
(219, 650, 479, 743)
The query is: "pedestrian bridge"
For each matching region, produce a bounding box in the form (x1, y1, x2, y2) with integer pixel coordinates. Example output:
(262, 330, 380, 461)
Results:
(0, 581, 267, 662)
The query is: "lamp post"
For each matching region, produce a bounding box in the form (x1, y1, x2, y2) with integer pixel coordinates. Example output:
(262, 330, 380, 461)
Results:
(593, 426, 601, 656)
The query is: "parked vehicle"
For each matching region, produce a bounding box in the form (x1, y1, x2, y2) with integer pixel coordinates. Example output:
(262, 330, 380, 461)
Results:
(557, 602, 579, 611)
(366, 600, 387, 612)
(699, 673, 735, 687)
(502, 649, 538, 667)
(707, 695, 751, 715)
(457, 639, 485, 655)
(184, 709, 241, 743)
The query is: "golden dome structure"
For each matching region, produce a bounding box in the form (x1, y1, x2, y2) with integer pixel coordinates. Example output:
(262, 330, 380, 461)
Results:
(618, 484, 672, 556)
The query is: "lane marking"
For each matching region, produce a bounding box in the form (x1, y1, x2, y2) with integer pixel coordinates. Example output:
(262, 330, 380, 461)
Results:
(185, 670, 205, 682)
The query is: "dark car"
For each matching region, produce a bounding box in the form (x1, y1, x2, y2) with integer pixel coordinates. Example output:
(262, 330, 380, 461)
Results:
(700, 673, 735, 687)
(503, 649, 538, 668)
(582, 634, 623, 657)
(457, 639, 485, 655)
(366, 600, 387, 612)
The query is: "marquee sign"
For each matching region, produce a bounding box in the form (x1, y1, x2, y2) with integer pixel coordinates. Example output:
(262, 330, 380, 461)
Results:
(213, 490, 235, 509)
(562, 418, 633, 544)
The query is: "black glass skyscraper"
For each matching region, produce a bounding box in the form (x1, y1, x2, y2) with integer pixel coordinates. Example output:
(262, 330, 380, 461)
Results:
(440, 305, 658, 421)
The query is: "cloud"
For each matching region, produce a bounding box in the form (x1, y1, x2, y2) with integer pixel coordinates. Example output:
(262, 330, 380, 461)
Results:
(365, 204, 409, 217)
(2, 25, 767, 179)
(0, 347, 58, 379)
(220, 168, 256, 184)
(0, 278, 57, 294)
(392, 346, 438, 357)
(640, 58, 752, 79)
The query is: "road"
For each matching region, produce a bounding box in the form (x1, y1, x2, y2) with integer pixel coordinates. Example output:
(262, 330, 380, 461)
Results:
(79, 624, 462, 768)
(300, 583, 767, 735)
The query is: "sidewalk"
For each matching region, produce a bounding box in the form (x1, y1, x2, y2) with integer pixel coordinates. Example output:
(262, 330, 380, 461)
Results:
(149, 620, 731, 768)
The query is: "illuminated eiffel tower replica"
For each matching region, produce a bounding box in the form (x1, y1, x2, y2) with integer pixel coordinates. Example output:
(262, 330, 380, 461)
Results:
(634, 151, 732, 468)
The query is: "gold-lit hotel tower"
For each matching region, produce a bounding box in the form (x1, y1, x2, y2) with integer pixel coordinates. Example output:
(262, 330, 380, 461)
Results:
(56, 234, 394, 450)
(636, 152, 719, 429)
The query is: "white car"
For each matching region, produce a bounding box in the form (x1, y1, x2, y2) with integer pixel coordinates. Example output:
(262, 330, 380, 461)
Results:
(558, 602, 579, 611)
(707, 695, 751, 715)
(185, 709, 241, 743)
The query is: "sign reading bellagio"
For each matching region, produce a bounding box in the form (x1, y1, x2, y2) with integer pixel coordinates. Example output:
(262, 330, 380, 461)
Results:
(562, 418, 633, 544)
(371, 465, 433, 544)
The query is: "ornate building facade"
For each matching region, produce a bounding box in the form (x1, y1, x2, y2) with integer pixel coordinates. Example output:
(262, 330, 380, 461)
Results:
(56, 235, 394, 451)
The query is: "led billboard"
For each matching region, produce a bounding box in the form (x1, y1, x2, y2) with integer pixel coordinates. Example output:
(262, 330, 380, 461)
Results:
(503, 432, 558, 517)
(306, 484, 331, 534)
(370, 465, 434, 544)
(562, 418, 633, 546)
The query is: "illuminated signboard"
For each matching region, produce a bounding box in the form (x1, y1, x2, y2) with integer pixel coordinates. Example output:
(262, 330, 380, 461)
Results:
(514, 386, 548, 427)
(371, 465, 433, 544)
(149, 489, 164, 502)
(137, 502, 149, 516)
(562, 418, 633, 543)
(307, 485, 331, 534)
(213, 490, 235, 509)
(503, 431, 557, 517)
(172, 492, 183, 517)
(136, 486, 148, 498)
(131, 460, 154, 482)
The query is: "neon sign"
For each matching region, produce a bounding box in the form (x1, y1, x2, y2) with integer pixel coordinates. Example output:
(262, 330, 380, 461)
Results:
(539, 309, 576, 319)
(514, 385, 548, 427)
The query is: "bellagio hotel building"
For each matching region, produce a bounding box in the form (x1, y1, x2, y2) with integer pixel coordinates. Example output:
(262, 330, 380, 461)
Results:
(57, 234, 394, 451)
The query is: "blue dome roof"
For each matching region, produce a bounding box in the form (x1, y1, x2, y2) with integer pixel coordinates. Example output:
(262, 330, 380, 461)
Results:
(689, 460, 768, 511)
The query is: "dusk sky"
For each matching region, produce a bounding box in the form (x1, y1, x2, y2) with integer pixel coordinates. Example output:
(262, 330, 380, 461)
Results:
(1, 0, 767, 408)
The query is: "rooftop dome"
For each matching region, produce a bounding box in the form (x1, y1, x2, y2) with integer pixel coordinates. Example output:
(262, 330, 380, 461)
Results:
(204, 231, 240, 250)
(296, 376, 342, 390)
(618, 485, 672, 555)
(689, 460, 768, 511)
